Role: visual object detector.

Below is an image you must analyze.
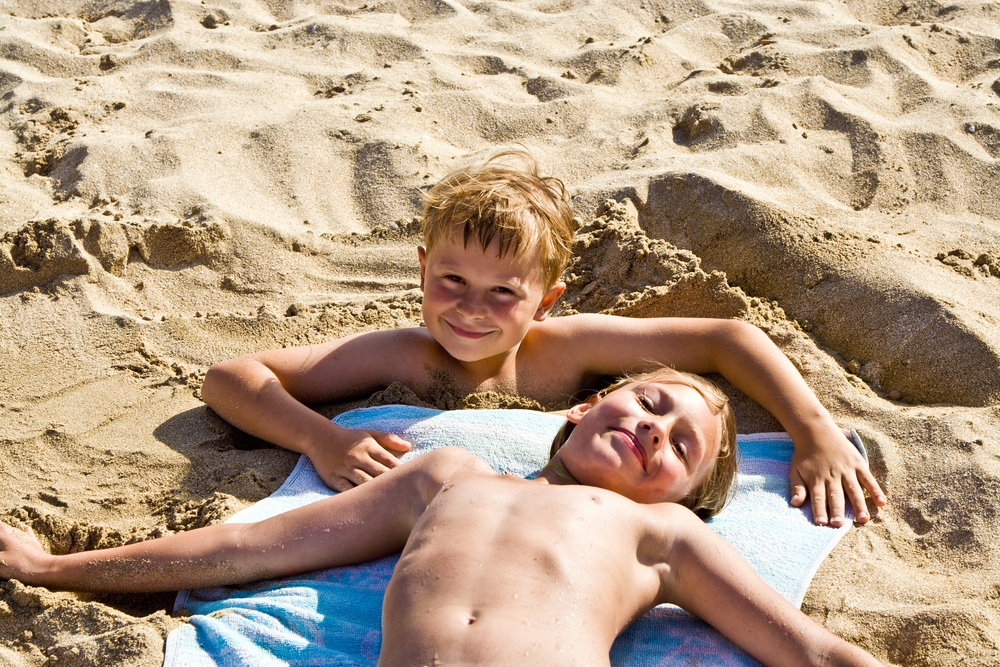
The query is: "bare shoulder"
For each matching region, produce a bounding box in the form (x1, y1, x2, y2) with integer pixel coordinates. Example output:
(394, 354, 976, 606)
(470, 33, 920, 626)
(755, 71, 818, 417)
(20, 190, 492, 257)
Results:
(250, 327, 442, 395)
(408, 447, 496, 501)
(418, 447, 495, 476)
(634, 502, 714, 552)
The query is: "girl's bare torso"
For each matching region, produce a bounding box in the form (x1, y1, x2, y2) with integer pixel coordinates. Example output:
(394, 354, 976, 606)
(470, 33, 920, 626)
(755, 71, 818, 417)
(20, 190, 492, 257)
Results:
(377, 472, 668, 667)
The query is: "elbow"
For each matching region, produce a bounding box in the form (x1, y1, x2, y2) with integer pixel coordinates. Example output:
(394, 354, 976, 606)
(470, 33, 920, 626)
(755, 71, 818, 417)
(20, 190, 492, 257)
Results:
(201, 357, 250, 409)
(200, 363, 227, 408)
(724, 318, 765, 341)
(717, 319, 773, 353)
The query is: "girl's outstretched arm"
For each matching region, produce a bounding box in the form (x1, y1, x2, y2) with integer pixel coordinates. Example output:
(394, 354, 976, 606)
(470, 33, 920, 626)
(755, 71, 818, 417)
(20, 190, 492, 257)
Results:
(0, 448, 472, 593)
(651, 503, 882, 667)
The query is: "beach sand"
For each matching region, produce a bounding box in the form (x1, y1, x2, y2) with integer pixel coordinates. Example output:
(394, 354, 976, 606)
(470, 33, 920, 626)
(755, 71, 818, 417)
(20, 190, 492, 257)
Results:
(1, 0, 999, 664)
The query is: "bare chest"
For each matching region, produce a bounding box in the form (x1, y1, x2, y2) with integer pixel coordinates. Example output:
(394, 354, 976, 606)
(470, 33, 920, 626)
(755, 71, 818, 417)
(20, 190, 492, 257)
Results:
(392, 480, 661, 622)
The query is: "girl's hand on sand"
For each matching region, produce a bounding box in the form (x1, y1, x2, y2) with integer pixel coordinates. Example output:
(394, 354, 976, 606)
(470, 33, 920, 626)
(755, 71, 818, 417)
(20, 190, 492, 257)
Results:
(789, 432, 887, 527)
(0, 522, 50, 584)
(314, 429, 412, 492)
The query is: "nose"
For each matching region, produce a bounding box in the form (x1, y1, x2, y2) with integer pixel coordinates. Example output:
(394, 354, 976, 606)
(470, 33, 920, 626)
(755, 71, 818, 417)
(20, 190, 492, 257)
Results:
(456, 290, 488, 318)
(638, 417, 669, 450)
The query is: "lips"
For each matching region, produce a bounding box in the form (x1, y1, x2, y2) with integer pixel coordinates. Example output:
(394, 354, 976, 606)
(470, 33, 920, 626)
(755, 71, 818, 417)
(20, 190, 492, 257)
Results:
(611, 427, 647, 469)
(444, 320, 491, 339)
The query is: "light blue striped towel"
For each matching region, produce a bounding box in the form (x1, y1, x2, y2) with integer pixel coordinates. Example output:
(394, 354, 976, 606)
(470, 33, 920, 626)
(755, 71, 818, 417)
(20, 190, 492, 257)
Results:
(164, 405, 864, 667)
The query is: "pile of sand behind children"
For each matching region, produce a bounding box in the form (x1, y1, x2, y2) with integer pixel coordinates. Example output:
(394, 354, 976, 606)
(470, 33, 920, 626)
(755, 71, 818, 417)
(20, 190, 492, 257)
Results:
(1, 0, 1000, 665)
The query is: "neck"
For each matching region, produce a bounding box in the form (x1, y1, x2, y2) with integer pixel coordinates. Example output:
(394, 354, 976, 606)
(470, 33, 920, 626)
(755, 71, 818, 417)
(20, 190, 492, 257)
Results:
(537, 457, 581, 487)
(453, 345, 522, 388)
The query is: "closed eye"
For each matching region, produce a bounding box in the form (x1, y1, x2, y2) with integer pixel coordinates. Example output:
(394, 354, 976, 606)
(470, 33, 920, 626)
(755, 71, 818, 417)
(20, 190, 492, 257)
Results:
(672, 438, 687, 461)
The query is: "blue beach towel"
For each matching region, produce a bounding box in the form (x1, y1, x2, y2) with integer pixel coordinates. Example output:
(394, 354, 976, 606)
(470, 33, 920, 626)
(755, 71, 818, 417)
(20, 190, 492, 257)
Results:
(163, 405, 864, 667)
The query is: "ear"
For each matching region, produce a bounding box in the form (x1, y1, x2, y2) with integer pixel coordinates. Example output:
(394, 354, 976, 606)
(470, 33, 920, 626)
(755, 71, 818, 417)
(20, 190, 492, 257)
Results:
(417, 246, 427, 291)
(565, 401, 593, 424)
(533, 281, 566, 321)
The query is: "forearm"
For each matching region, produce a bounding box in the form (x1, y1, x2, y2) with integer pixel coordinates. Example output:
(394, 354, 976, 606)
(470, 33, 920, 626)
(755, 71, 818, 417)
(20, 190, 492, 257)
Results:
(703, 321, 839, 440)
(24, 523, 255, 593)
(13, 457, 427, 594)
(665, 515, 881, 667)
(201, 358, 351, 459)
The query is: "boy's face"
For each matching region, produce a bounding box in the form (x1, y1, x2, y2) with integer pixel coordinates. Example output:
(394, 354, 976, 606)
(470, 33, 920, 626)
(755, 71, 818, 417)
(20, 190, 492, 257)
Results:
(418, 236, 565, 365)
(558, 382, 721, 505)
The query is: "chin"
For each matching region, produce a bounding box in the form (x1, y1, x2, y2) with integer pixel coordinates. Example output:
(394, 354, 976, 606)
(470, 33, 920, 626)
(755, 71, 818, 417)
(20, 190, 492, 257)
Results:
(442, 343, 495, 363)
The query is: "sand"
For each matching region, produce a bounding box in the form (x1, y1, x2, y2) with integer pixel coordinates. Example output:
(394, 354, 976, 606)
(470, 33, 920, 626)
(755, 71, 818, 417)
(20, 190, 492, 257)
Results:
(1, 0, 999, 664)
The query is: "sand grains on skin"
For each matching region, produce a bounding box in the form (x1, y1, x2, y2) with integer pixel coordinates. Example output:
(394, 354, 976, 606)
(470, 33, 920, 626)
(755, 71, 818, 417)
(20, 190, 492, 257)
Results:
(1, 0, 1000, 664)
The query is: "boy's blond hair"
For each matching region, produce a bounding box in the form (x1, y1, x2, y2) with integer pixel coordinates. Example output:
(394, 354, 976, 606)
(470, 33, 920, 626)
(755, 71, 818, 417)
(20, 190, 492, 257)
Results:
(549, 367, 739, 519)
(421, 149, 575, 289)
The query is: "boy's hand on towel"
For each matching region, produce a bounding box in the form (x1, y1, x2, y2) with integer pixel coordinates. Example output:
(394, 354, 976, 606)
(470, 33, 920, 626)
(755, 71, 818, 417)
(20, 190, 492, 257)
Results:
(0, 522, 51, 586)
(789, 428, 886, 527)
(316, 429, 412, 492)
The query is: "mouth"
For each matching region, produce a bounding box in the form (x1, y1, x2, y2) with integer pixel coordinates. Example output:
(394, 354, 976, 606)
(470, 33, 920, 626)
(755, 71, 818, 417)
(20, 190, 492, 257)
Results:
(444, 320, 492, 339)
(611, 427, 647, 469)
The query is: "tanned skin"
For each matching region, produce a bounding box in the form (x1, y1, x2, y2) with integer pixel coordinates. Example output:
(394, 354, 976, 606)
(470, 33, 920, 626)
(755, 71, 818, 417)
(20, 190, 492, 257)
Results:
(201, 237, 885, 526)
(0, 382, 882, 667)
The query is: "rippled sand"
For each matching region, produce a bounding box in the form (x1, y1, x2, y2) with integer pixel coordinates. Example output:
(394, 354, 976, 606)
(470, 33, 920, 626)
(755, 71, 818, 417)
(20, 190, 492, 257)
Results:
(1, 1, 999, 664)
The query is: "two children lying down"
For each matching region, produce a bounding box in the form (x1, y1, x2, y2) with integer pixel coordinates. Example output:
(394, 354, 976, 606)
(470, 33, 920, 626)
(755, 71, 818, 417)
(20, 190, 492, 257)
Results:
(200, 150, 885, 528)
(0, 368, 881, 666)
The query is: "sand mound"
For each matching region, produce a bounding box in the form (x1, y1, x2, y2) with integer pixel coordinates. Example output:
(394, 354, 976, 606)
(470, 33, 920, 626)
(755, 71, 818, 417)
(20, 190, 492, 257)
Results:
(2, 0, 1000, 664)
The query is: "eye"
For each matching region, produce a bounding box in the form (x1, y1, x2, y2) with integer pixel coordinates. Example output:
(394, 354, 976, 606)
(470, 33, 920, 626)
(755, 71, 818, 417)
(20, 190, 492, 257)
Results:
(492, 286, 516, 296)
(671, 438, 687, 461)
(637, 390, 655, 413)
(444, 274, 465, 284)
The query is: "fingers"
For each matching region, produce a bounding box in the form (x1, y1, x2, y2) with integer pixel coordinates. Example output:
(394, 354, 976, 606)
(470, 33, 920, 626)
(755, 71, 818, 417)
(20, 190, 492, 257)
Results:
(858, 467, 887, 507)
(845, 477, 869, 524)
(809, 482, 829, 526)
(340, 468, 374, 487)
(826, 483, 846, 528)
(805, 472, 884, 527)
(322, 435, 409, 492)
(789, 471, 807, 508)
(367, 445, 403, 471)
(372, 432, 412, 454)
(328, 476, 354, 493)
(327, 467, 377, 492)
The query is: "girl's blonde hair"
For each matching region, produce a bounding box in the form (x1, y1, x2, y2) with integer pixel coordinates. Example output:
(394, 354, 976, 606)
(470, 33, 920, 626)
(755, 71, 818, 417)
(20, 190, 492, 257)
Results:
(549, 367, 739, 518)
(421, 149, 575, 289)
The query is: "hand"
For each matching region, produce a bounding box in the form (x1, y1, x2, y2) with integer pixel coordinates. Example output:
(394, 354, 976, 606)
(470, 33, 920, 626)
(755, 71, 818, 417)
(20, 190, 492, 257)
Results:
(789, 429, 887, 527)
(0, 522, 50, 585)
(312, 429, 412, 492)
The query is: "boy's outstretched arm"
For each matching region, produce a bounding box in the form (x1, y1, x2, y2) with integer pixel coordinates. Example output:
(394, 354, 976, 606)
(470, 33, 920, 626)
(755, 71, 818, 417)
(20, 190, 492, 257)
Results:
(552, 315, 886, 525)
(0, 449, 463, 593)
(655, 505, 882, 667)
(201, 329, 428, 491)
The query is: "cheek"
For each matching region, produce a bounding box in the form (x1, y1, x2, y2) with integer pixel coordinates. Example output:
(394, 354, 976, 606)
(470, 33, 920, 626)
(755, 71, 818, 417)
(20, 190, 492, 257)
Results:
(487, 300, 520, 322)
(424, 280, 458, 305)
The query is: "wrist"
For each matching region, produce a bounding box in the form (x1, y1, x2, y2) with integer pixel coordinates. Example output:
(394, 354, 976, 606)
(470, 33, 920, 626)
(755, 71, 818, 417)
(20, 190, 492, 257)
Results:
(784, 412, 842, 449)
(23, 552, 61, 588)
(295, 418, 350, 459)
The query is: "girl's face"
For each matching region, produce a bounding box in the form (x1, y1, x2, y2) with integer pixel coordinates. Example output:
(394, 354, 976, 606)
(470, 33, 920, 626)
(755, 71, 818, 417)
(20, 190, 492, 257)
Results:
(557, 382, 721, 505)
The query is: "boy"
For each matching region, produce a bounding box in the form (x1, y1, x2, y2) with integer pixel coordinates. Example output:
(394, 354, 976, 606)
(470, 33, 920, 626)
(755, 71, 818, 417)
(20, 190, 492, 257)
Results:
(0, 370, 881, 667)
(201, 150, 885, 527)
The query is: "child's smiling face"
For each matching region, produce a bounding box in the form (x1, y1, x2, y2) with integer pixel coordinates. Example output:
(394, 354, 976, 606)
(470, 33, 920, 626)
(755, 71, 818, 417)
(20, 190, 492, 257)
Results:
(418, 235, 564, 366)
(557, 382, 722, 505)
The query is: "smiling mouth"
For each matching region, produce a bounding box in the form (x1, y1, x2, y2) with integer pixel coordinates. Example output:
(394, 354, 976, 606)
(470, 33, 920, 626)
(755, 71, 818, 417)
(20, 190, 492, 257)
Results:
(445, 320, 492, 339)
(611, 427, 647, 469)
